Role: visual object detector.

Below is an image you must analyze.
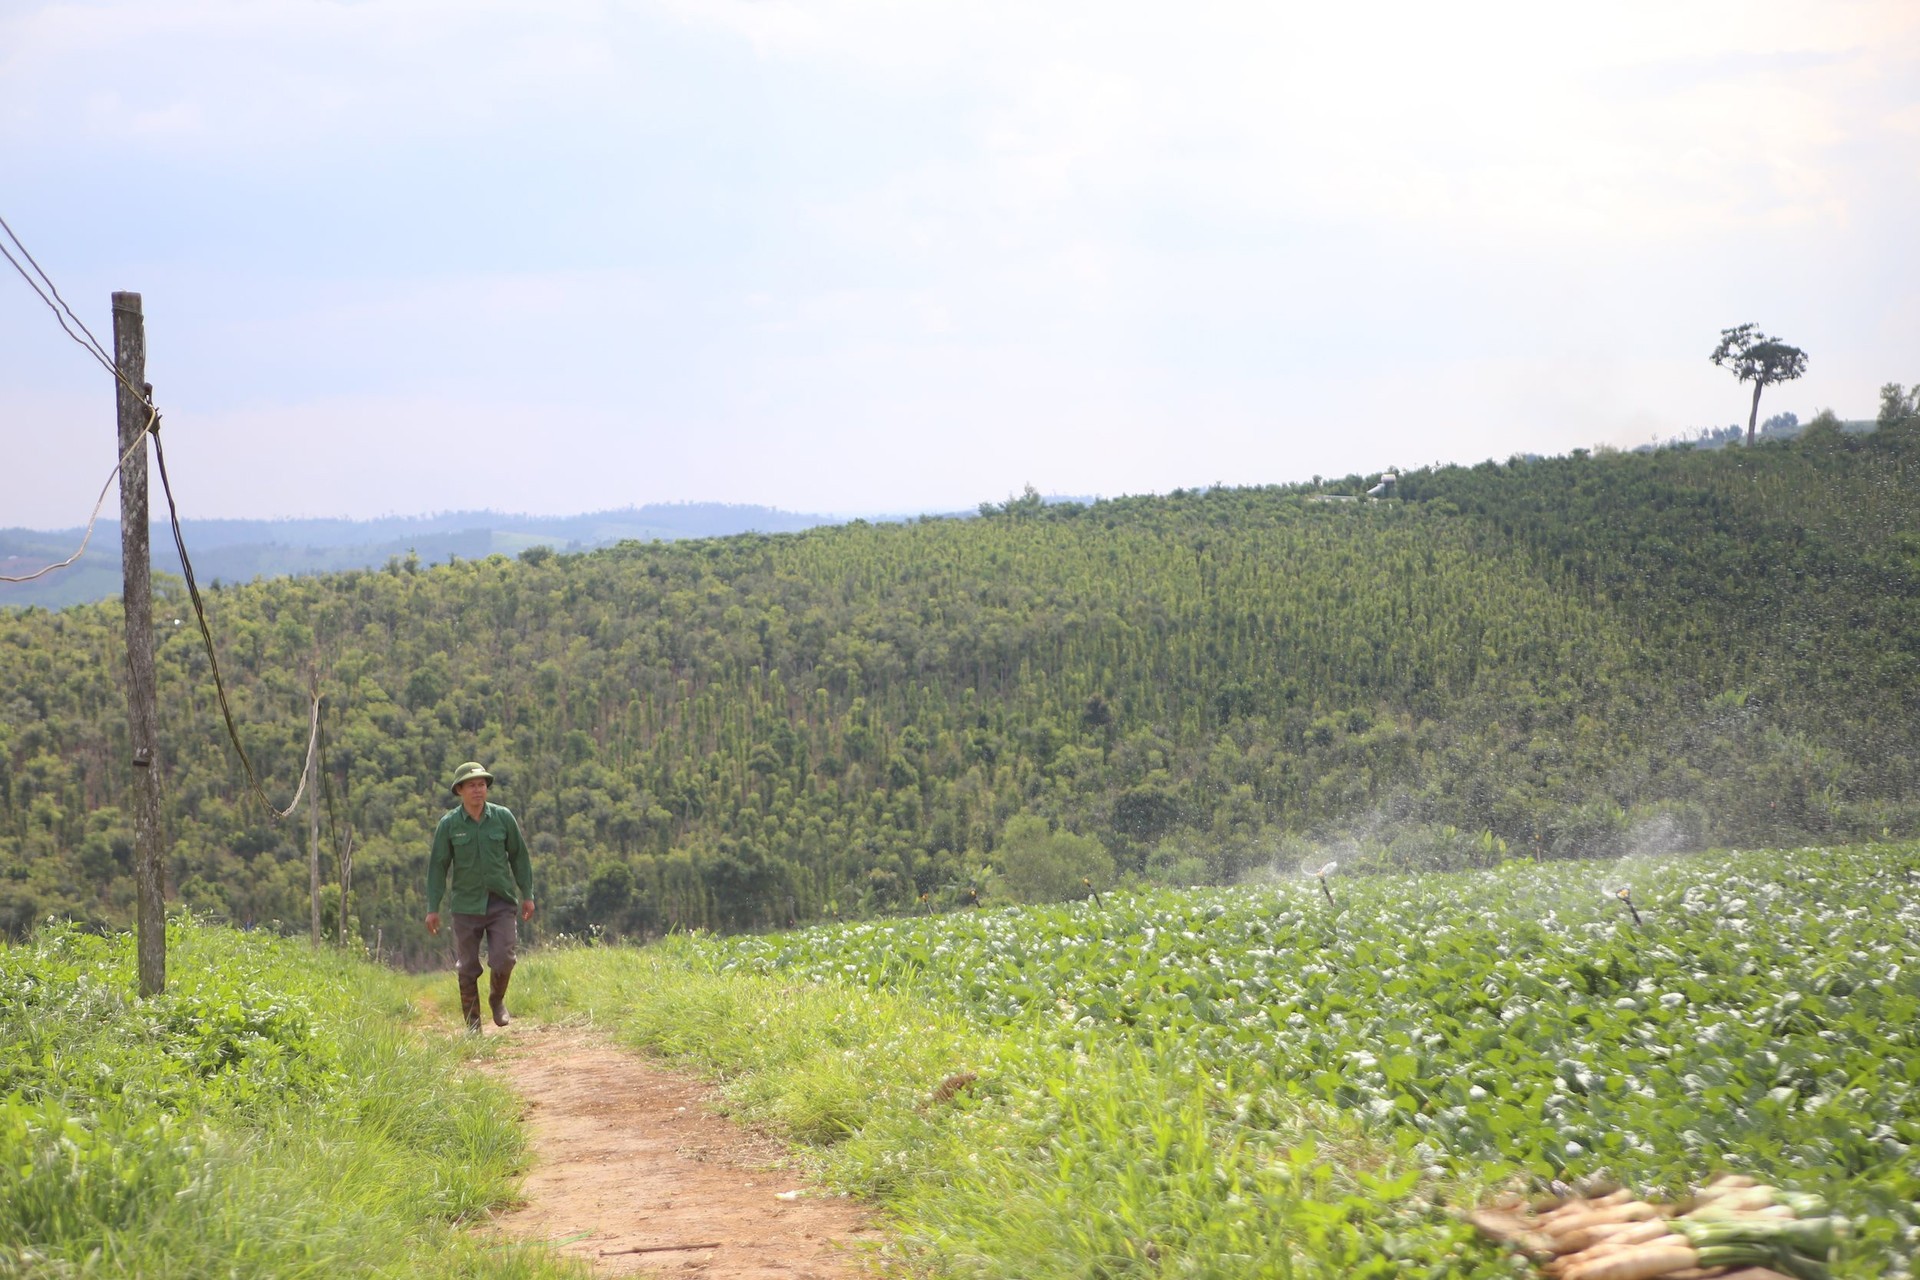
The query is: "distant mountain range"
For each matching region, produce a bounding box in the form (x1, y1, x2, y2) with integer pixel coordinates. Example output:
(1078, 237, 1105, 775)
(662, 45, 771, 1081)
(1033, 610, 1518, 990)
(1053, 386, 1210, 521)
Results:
(0, 503, 866, 609)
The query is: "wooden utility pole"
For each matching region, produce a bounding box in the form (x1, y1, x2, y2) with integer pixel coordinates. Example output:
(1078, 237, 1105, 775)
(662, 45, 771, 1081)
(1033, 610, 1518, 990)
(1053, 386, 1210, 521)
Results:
(114, 291, 166, 997)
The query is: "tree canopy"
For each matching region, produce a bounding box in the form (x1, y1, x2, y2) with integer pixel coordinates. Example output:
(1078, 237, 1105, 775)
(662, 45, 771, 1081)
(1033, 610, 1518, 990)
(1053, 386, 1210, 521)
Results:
(4, 420, 1919, 963)
(1710, 323, 1809, 445)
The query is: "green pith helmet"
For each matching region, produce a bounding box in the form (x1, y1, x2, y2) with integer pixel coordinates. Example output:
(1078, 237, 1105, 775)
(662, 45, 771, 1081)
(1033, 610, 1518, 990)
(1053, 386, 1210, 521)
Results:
(449, 761, 495, 794)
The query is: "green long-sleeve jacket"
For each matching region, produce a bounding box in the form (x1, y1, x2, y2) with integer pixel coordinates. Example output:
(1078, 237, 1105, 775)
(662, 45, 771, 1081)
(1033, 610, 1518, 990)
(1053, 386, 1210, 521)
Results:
(426, 801, 532, 915)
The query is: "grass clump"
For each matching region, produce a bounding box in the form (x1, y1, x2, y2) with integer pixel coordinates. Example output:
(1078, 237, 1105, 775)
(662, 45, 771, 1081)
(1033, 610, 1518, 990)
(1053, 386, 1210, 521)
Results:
(516, 939, 982, 1151)
(518, 937, 1499, 1278)
(0, 917, 582, 1279)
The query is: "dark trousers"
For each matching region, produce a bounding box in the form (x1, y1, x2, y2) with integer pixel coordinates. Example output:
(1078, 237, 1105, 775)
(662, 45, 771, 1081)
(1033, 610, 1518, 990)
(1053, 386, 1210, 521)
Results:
(452, 895, 519, 981)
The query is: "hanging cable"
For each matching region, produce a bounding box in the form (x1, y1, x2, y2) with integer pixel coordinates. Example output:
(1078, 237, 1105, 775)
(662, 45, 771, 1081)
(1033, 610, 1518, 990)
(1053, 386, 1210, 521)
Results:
(0, 410, 154, 583)
(318, 707, 342, 854)
(0, 210, 161, 579)
(151, 416, 321, 819)
(0, 213, 113, 359)
(4, 209, 322, 818)
(0, 214, 121, 381)
(316, 707, 358, 947)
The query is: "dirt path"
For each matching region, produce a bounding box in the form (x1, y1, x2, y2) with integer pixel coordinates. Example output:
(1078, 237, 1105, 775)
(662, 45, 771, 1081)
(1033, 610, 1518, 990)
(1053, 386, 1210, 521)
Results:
(481, 1021, 883, 1278)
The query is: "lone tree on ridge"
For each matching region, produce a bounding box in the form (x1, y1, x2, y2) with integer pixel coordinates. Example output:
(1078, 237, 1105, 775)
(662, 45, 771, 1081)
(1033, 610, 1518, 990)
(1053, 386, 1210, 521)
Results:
(1711, 324, 1808, 445)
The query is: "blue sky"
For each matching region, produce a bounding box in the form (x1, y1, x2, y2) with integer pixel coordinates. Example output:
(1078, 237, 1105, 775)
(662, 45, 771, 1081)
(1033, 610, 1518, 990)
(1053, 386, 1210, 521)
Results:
(4, 0, 1917, 525)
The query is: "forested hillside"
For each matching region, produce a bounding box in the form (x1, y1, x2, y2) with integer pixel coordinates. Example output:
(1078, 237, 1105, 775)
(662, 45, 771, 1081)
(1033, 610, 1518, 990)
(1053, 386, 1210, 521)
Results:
(4, 424, 1918, 963)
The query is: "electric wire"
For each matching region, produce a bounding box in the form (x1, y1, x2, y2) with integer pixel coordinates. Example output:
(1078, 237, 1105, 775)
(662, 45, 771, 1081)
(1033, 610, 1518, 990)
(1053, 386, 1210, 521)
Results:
(316, 708, 357, 945)
(0, 214, 124, 385)
(151, 420, 321, 819)
(0, 414, 153, 582)
(4, 208, 321, 819)
(0, 209, 161, 578)
(0, 213, 114, 360)
(318, 708, 340, 852)
(0, 241, 117, 380)
(1, 211, 190, 483)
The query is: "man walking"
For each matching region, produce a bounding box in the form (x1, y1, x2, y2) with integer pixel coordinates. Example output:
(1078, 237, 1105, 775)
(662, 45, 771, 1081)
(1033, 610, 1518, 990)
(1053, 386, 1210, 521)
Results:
(425, 761, 535, 1031)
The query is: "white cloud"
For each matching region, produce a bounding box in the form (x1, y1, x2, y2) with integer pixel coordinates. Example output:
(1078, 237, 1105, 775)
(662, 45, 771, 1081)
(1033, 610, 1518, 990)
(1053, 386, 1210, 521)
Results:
(1, 0, 659, 149)
(1, 0, 1915, 521)
(666, 0, 1918, 243)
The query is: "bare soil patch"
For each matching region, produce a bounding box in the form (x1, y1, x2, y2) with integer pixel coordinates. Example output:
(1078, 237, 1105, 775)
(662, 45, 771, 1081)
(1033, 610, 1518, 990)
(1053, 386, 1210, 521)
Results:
(481, 1022, 883, 1278)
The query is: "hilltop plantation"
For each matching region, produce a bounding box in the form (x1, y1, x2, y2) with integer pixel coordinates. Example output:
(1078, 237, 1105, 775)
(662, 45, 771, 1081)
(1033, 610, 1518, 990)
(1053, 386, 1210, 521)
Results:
(4, 422, 1920, 962)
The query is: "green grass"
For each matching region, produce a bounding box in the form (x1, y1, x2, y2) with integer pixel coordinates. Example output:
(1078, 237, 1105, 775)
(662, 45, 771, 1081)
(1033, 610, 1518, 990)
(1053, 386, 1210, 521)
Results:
(15, 846, 1907, 1277)
(0, 918, 584, 1279)
(517, 938, 1506, 1278)
(518, 845, 1920, 1278)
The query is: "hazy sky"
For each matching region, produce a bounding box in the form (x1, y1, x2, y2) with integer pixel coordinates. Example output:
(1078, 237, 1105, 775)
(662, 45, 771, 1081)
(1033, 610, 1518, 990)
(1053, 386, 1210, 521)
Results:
(4, 0, 1917, 526)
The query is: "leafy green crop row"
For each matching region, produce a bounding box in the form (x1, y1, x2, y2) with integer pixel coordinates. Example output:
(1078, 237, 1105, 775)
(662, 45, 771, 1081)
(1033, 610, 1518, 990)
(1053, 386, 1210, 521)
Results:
(702, 845, 1920, 1276)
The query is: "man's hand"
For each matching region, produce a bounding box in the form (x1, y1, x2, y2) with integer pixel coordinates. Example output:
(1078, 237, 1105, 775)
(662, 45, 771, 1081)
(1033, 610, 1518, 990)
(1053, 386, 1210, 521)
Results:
(425, 912, 441, 936)
(520, 899, 536, 922)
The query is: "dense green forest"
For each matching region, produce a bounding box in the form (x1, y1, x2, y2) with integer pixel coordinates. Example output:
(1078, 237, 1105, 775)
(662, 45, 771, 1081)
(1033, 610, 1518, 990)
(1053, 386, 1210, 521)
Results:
(4, 415, 1919, 964)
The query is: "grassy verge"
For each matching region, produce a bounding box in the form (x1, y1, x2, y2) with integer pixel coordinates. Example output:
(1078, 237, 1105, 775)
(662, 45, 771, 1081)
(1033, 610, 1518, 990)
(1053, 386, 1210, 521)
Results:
(0, 918, 582, 1279)
(516, 940, 1511, 1278)
(516, 845, 1919, 1277)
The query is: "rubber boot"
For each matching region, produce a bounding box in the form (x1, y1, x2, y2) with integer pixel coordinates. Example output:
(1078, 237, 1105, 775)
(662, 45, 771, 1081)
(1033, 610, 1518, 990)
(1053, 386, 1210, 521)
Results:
(489, 970, 512, 1027)
(458, 976, 483, 1032)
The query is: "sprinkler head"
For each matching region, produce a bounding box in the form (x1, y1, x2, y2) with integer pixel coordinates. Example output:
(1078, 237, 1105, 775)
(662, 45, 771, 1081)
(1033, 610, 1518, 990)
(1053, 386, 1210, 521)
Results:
(1612, 887, 1643, 926)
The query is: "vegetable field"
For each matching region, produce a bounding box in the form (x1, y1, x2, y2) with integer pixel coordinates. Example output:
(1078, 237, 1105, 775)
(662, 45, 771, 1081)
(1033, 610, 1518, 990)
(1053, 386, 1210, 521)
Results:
(697, 844, 1920, 1275)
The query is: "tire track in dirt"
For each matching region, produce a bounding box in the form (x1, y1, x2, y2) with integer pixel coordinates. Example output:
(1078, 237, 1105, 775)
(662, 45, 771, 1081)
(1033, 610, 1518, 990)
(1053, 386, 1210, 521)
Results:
(482, 1022, 882, 1278)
